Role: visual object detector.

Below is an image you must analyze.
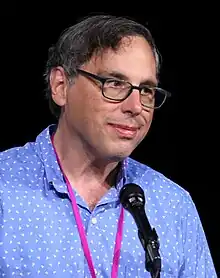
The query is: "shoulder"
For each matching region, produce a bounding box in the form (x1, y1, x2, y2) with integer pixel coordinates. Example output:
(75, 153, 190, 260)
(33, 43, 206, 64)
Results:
(126, 157, 202, 235)
(0, 142, 38, 171)
(0, 125, 54, 183)
(126, 157, 194, 206)
(0, 141, 43, 191)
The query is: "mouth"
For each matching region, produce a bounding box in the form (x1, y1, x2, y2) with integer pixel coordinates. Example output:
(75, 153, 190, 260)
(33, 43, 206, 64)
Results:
(108, 123, 139, 139)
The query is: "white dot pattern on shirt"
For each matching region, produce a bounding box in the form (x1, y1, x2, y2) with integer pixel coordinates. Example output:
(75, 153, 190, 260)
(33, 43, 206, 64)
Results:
(0, 125, 217, 277)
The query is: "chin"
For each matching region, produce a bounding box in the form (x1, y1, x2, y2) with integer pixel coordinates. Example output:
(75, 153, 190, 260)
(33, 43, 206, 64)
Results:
(105, 143, 136, 161)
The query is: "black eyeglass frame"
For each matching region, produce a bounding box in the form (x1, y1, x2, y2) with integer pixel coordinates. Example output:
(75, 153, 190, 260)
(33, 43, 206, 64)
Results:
(76, 68, 171, 109)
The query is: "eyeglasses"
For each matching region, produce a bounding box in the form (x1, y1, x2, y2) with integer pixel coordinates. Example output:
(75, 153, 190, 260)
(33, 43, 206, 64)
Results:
(76, 68, 171, 109)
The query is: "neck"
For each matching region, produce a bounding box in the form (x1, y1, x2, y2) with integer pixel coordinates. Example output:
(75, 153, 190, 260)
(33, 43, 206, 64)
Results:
(52, 122, 120, 209)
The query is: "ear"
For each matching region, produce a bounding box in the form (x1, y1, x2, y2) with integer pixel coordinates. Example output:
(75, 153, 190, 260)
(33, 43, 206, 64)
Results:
(50, 66, 69, 107)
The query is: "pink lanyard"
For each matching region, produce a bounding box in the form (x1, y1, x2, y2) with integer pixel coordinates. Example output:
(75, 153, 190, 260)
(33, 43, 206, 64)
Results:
(51, 136, 124, 278)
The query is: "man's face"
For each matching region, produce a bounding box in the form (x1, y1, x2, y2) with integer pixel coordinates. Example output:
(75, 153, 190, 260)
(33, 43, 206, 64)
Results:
(58, 36, 157, 161)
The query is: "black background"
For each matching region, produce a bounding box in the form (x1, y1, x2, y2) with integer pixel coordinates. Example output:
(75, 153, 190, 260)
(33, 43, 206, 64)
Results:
(1, 8, 219, 274)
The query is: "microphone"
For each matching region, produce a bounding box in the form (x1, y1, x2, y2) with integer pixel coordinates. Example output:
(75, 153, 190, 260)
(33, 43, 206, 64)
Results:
(119, 183, 161, 278)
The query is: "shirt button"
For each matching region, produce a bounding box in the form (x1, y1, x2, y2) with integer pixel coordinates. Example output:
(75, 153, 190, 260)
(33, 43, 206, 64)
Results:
(91, 217, 97, 224)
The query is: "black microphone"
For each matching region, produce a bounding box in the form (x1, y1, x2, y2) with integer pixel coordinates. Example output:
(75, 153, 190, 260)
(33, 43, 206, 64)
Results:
(119, 183, 161, 278)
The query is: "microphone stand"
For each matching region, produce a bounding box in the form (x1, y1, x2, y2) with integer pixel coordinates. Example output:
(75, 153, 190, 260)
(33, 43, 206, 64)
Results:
(138, 228, 161, 278)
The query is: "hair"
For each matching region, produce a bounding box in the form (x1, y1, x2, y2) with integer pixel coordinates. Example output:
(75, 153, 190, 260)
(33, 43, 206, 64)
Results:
(44, 14, 161, 118)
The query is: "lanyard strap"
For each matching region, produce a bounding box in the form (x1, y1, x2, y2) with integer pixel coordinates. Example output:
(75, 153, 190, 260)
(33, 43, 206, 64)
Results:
(66, 177, 124, 278)
(51, 136, 124, 278)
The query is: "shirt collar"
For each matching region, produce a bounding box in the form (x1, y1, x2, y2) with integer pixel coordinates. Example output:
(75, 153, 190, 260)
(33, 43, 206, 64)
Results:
(34, 124, 69, 194)
(34, 124, 131, 196)
(34, 124, 148, 206)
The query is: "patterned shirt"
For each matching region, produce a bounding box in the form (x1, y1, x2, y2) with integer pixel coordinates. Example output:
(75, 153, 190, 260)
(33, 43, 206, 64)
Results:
(0, 125, 217, 277)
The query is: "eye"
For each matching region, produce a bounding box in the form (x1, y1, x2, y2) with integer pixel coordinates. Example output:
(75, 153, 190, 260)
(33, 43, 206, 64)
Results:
(141, 86, 155, 96)
(105, 79, 127, 89)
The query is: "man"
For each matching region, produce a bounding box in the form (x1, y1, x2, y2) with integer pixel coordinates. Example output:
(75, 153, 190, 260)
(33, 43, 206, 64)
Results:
(0, 14, 217, 277)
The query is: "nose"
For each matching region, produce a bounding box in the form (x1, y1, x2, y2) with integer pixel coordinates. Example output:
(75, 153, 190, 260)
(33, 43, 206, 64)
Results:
(120, 89, 143, 115)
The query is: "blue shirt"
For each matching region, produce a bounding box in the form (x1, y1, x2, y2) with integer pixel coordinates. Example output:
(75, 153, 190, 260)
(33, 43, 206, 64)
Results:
(0, 125, 217, 277)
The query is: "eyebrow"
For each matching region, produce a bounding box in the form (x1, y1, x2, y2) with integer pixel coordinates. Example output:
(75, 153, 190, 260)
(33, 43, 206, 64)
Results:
(97, 70, 158, 87)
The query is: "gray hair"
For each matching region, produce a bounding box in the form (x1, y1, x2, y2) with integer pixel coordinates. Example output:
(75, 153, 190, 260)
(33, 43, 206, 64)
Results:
(44, 14, 161, 118)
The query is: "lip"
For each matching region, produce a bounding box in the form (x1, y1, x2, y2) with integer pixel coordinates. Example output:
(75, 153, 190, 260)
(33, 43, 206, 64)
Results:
(108, 123, 139, 138)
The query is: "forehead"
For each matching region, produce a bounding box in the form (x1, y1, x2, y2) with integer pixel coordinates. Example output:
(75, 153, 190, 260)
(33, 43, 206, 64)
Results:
(85, 36, 157, 83)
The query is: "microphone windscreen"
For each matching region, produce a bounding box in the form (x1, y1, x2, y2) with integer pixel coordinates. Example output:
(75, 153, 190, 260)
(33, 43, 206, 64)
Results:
(119, 183, 145, 210)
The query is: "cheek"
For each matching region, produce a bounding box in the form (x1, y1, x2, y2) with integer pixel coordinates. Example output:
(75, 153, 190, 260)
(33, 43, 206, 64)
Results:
(141, 112, 154, 134)
(67, 86, 107, 127)
(147, 111, 154, 125)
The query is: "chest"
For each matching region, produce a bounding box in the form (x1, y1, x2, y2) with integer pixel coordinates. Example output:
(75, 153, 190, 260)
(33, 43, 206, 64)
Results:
(0, 194, 182, 277)
(76, 185, 110, 211)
